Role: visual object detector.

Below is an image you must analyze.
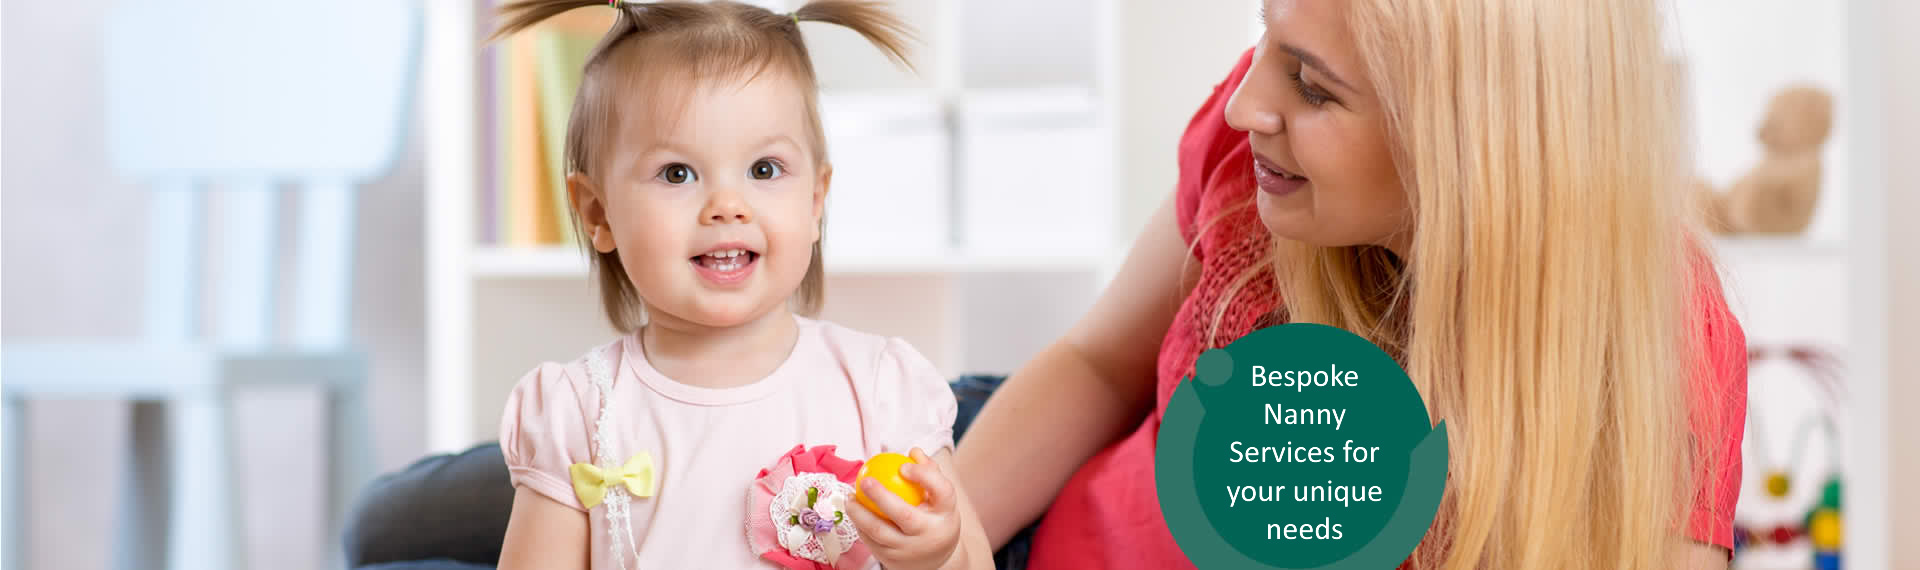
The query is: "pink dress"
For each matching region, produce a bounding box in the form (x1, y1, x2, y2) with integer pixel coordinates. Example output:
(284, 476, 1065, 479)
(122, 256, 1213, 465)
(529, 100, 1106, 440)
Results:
(501, 316, 957, 569)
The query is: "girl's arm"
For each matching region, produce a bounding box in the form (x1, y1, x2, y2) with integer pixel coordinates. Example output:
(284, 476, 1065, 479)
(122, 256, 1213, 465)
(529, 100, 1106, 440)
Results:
(497, 487, 589, 570)
(955, 195, 1200, 547)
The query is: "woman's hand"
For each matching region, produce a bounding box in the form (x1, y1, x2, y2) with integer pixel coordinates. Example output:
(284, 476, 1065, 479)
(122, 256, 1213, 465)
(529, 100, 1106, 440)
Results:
(847, 448, 989, 570)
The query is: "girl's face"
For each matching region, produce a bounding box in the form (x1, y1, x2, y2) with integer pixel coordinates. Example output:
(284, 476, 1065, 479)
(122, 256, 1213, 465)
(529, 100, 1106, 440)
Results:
(1227, 0, 1410, 253)
(575, 72, 828, 329)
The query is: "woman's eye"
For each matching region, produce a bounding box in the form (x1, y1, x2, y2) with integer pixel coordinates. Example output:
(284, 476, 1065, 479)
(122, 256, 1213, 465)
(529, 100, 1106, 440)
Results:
(657, 163, 697, 185)
(1289, 70, 1333, 107)
(750, 159, 784, 180)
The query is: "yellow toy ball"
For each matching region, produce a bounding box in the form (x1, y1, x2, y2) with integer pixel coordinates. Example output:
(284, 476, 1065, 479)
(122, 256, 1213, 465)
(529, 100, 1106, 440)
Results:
(855, 452, 925, 521)
(1809, 509, 1843, 550)
(1765, 471, 1792, 498)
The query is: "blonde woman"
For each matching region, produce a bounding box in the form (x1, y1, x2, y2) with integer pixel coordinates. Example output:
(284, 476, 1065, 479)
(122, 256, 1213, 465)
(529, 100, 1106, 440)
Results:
(956, 0, 1747, 568)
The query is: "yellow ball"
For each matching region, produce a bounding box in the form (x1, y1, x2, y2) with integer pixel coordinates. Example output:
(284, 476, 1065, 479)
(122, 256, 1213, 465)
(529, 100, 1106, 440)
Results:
(1809, 510, 1843, 550)
(855, 453, 925, 522)
(1765, 471, 1791, 498)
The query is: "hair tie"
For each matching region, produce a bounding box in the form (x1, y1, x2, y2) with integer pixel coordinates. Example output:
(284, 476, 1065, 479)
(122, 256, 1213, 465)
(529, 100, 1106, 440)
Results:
(792, 12, 800, 25)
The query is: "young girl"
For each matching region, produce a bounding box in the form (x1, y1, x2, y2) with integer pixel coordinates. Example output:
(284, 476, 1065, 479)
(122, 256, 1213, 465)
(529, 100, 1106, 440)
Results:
(490, 2, 991, 569)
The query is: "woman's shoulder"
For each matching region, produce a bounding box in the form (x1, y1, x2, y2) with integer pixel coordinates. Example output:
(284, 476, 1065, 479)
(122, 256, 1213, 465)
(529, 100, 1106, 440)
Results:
(1685, 244, 1748, 395)
(1681, 244, 1749, 550)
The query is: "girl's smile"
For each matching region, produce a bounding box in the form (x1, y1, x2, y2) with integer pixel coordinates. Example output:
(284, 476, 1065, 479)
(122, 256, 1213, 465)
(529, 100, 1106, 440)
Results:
(690, 243, 760, 286)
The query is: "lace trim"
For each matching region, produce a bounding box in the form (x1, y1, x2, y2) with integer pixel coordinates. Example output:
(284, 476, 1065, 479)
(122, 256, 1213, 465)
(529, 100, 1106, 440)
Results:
(769, 473, 861, 565)
(586, 345, 640, 570)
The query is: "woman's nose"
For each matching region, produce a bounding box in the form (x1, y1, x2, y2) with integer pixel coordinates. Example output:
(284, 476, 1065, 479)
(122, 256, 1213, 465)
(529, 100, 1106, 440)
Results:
(1225, 63, 1285, 135)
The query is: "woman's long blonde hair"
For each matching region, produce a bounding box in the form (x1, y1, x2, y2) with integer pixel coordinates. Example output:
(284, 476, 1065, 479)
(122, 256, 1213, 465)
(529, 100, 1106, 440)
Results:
(1259, 1, 1715, 567)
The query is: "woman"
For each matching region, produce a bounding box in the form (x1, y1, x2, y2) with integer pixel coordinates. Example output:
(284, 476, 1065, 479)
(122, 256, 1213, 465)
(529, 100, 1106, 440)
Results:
(955, 0, 1747, 568)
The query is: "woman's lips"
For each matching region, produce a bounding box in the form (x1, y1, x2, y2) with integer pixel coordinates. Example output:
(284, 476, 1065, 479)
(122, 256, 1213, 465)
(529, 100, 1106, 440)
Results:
(1252, 153, 1309, 197)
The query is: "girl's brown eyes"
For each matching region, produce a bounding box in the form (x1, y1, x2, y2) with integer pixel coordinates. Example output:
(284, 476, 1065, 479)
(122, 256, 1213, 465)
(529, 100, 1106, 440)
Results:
(658, 163, 697, 184)
(750, 159, 784, 180)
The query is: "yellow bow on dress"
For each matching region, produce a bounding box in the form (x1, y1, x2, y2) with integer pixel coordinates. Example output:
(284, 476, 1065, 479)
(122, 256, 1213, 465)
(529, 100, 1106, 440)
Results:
(569, 452, 655, 509)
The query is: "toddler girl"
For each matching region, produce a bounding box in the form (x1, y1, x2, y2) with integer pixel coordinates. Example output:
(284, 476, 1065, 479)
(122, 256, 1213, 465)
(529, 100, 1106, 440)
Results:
(490, 2, 991, 568)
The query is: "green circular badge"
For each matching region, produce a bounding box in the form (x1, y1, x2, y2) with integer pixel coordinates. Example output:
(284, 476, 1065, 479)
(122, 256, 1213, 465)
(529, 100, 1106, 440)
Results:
(1157, 323, 1448, 568)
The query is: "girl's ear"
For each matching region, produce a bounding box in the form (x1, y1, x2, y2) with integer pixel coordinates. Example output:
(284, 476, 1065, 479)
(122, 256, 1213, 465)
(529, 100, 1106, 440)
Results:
(568, 172, 618, 253)
(812, 164, 833, 242)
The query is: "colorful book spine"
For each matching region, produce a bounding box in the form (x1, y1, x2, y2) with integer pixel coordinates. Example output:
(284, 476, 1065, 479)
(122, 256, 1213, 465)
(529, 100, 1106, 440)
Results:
(491, 9, 612, 248)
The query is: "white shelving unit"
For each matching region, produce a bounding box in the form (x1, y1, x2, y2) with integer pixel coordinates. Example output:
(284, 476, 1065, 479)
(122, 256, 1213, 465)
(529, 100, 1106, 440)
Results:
(1676, 0, 1882, 565)
(423, 0, 1124, 451)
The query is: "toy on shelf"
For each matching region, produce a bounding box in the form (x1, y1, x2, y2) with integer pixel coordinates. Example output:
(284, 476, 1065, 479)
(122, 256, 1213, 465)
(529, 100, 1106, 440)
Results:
(1733, 345, 1845, 569)
(1698, 85, 1836, 235)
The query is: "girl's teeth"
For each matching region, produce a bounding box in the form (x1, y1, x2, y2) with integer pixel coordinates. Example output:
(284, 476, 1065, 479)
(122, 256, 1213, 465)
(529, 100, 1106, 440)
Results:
(698, 250, 751, 271)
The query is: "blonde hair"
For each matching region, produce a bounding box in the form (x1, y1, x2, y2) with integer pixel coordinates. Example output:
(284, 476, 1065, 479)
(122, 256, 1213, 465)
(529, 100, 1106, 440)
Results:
(1225, 0, 1720, 567)
(491, 0, 913, 332)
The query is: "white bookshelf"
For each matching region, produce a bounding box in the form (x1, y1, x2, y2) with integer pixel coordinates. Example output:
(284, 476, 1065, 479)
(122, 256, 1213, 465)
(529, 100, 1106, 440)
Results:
(1675, 0, 1887, 564)
(423, 0, 1125, 452)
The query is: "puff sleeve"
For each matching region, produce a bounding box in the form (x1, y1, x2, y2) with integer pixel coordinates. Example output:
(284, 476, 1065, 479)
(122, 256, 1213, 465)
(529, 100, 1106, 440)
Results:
(499, 362, 594, 512)
(869, 338, 959, 456)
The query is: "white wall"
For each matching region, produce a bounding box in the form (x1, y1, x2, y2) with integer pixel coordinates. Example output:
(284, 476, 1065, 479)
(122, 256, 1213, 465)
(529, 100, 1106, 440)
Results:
(1866, 0, 1920, 565)
(1673, 0, 1851, 244)
(1114, 1, 1255, 238)
(1, 1, 430, 568)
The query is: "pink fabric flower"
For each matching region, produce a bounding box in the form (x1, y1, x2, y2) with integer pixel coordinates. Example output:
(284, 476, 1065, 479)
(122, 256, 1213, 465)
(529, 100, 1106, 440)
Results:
(747, 445, 871, 569)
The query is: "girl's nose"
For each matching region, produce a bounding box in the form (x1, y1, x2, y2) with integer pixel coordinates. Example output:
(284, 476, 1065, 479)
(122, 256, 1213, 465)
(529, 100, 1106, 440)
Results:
(699, 190, 752, 225)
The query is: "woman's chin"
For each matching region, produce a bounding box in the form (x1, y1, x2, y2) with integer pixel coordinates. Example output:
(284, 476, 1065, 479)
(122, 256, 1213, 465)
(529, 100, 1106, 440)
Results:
(1257, 195, 1324, 244)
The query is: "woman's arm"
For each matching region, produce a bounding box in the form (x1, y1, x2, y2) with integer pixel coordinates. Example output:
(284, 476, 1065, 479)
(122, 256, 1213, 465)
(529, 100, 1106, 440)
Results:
(955, 195, 1200, 547)
(929, 451, 995, 570)
(497, 487, 589, 570)
(1676, 543, 1730, 570)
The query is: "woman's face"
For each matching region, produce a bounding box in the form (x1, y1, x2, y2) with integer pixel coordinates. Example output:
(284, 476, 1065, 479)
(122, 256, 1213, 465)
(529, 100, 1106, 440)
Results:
(1226, 0, 1410, 253)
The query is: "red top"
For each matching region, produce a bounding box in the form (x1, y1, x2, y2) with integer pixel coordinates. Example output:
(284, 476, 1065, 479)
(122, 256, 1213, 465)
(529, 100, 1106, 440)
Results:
(1025, 49, 1749, 568)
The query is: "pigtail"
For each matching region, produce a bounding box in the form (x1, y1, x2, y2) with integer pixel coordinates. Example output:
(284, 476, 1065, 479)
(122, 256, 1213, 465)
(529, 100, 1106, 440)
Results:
(489, 0, 615, 42)
(793, 0, 916, 71)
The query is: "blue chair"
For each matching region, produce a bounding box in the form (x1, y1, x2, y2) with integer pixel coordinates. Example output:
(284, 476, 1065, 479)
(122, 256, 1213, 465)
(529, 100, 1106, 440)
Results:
(2, 1, 420, 569)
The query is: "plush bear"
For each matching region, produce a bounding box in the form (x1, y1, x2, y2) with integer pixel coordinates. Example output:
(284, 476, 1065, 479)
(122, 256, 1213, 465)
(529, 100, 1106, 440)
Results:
(1700, 84, 1835, 235)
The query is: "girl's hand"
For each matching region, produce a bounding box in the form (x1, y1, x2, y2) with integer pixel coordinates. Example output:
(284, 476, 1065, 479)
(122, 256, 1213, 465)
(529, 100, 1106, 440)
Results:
(847, 448, 969, 570)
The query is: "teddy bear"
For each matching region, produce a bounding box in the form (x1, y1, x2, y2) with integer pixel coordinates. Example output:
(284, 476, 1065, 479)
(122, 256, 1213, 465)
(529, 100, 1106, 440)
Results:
(1700, 84, 1835, 235)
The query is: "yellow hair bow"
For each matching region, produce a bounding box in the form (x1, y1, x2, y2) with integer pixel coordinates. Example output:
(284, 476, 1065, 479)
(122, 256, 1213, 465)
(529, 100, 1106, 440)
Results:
(569, 452, 656, 509)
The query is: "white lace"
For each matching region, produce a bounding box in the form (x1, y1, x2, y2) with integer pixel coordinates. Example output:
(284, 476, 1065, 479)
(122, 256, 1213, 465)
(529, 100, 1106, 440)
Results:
(769, 473, 862, 565)
(586, 345, 639, 570)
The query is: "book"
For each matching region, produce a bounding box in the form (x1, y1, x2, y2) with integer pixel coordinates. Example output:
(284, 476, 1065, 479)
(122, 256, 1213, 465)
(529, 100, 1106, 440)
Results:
(534, 30, 603, 246)
(493, 8, 613, 247)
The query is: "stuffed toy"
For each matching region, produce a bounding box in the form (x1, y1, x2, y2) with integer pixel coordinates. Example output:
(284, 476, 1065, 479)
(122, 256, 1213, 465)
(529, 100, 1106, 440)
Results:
(1700, 84, 1835, 235)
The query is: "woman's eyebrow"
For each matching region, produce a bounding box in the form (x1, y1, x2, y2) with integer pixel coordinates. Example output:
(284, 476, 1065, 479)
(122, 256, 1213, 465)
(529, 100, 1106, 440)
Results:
(1280, 43, 1354, 91)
